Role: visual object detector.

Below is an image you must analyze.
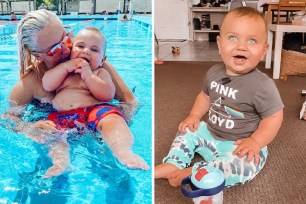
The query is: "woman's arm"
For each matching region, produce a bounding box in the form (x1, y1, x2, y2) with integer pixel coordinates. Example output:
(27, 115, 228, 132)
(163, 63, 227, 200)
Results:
(102, 61, 138, 121)
(102, 61, 136, 104)
(10, 73, 36, 106)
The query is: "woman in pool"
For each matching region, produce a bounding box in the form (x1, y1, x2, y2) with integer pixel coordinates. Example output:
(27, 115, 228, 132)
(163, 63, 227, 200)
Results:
(9, 9, 141, 175)
(10, 9, 137, 114)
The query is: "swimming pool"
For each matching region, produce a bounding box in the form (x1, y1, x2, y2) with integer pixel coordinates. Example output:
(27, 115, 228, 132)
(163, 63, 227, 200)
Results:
(0, 19, 152, 204)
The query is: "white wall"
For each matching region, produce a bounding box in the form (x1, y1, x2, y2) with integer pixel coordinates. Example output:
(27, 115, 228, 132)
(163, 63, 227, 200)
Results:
(154, 0, 190, 40)
(70, 0, 151, 14)
(133, 0, 152, 13)
(96, 1, 119, 13)
(79, 1, 92, 13)
(11, 1, 34, 13)
(66, 1, 79, 13)
(66, 0, 151, 14)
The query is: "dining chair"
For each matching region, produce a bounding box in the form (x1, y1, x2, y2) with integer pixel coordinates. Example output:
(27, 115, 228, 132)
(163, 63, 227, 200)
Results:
(276, 0, 306, 24)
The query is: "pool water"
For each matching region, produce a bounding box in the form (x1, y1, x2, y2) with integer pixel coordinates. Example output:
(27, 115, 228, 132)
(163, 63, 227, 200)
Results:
(0, 19, 152, 204)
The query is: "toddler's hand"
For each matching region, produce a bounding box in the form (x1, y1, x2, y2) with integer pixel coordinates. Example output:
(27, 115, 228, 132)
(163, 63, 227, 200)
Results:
(233, 137, 261, 165)
(66, 58, 84, 73)
(178, 115, 200, 134)
(74, 60, 92, 80)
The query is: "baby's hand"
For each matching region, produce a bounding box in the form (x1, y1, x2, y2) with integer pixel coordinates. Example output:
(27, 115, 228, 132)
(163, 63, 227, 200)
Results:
(74, 60, 92, 80)
(233, 137, 261, 165)
(178, 114, 200, 134)
(65, 58, 84, 73)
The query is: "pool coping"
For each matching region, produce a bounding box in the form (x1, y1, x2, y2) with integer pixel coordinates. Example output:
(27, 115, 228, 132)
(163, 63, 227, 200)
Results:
(0, 14, 151, 41)
(0, 14, 152, 26)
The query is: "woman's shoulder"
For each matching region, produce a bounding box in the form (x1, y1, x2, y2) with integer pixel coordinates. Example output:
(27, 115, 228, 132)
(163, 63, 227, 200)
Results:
(10, 74, 37, 106)
(22, 69, 41, 84)
(22, 61, 46, 80)
(11, 64, 52, 105)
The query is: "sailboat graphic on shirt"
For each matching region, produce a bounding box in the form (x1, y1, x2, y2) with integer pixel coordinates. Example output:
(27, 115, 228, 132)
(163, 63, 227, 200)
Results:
(210, 97, 245, 119)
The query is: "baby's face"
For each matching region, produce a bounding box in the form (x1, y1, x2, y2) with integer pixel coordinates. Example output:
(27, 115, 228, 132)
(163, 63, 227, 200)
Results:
(71, 29, 106, 70)
(217, 14, 268, 76)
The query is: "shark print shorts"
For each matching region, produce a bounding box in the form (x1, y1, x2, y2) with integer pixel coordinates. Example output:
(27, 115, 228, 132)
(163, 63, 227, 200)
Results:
(163, 121, 268, 187)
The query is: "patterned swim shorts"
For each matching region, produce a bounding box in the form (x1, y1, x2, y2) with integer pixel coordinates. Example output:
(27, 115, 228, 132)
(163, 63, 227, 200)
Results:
(47, 104, 124, 130)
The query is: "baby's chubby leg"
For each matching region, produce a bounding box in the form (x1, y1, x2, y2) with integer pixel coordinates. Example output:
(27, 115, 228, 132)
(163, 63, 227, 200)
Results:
(44, 140, 71, 179)
(97, 114, 149, 170)
(155, 124, 203, 180)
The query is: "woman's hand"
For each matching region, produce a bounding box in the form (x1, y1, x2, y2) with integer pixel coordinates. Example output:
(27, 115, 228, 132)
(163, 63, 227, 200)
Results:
(178, 114, 200, 134)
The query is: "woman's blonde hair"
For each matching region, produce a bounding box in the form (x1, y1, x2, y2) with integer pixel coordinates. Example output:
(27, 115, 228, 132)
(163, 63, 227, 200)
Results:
(17, 9, 60, 78)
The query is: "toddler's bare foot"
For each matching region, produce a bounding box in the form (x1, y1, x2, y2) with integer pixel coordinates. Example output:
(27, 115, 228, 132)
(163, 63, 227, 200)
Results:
(155, 163, 180, 179)
(167, 167, 192, 187)
(43, 163, 67, 179)
(116, 151, 149, 170)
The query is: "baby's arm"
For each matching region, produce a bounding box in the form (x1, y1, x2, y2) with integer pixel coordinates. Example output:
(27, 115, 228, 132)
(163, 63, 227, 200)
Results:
(233, 109, 283, 164)
(178, 91, 210, 133)
(77, 61, 115, 101)
(42, 58, 83, 92)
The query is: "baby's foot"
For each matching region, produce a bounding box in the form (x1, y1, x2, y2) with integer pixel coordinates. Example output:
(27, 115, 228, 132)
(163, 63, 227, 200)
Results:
(116, 151, 150, 170)
(43, 163, 67, 179)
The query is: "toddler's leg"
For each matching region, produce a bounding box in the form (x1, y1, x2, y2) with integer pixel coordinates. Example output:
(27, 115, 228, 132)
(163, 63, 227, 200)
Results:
(195, 144, 268, 187)
(97, 114, 149, 170)
(44, 140, 71, 179)
(158, 121, 268, 187)
(155, 126, 204, 179)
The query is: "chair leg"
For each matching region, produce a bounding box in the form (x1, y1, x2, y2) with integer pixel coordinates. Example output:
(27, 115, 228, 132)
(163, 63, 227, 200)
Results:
(154, 33, 159, 46)
(286, 12, 290, 23)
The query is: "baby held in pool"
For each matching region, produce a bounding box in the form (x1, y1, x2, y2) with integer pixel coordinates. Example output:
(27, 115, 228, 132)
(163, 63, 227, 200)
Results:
(41, 27, 149, 178)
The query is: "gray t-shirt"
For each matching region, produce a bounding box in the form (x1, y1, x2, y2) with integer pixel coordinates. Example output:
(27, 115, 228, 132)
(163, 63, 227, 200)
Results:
(203, 63, 284, 140)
